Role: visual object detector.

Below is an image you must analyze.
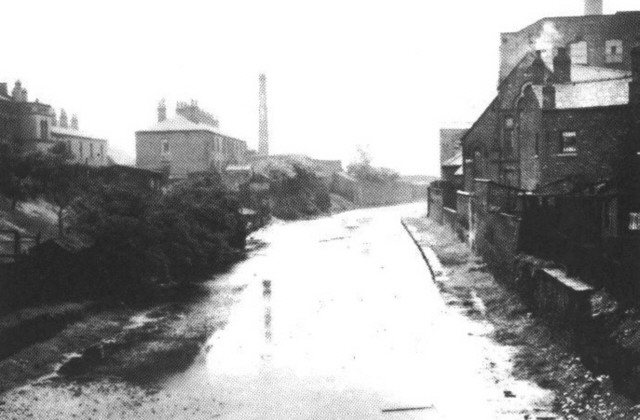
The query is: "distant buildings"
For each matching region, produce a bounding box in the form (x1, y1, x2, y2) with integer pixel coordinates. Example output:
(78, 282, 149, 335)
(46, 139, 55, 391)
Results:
(439, 128, 466, 184)
(0, 80, 108, 166)
(136, 100, 248, 179)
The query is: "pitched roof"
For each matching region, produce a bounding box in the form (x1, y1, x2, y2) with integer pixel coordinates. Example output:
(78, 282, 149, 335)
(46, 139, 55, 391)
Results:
(138, 115, 243, 141)
(442, 150, 462, 167)
(50, 126, 107, 142)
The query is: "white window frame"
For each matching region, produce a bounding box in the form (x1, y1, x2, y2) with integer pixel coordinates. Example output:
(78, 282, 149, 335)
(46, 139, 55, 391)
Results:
(560, 131, 577, 154)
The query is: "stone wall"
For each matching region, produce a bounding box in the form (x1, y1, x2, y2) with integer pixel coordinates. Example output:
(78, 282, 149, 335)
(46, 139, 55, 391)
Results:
(427, 186, 444, 223)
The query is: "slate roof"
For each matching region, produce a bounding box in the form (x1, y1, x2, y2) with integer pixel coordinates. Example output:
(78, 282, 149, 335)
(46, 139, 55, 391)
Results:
(138, 115, 242, 141)
(51, 126, 107, 142)
(442, 150, 462, 167)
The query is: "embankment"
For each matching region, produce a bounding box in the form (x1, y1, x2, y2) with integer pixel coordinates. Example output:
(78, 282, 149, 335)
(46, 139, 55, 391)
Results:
(403, 217, 637, 419)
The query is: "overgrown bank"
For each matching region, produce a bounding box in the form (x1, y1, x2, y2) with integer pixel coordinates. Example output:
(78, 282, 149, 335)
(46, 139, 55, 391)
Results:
(403, 216, 637, 420)
(0, 150, 248, 312)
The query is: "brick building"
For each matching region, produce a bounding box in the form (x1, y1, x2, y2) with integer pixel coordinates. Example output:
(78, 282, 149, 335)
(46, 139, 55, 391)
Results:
(136, 100, 248, 179)
(0, 80, 108, 166)
(428, 0, 640, 302)
(462, 3, 640, 193)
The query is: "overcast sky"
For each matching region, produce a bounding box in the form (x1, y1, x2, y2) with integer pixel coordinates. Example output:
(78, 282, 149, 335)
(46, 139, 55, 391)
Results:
(2, 0, 639, 175)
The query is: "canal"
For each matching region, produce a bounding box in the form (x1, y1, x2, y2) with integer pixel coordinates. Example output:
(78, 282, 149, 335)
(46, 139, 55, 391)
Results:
(0, 203, 553, 419)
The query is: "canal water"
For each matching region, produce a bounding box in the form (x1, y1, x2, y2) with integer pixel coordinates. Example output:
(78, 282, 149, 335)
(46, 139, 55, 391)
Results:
(0, 203, 554, 419)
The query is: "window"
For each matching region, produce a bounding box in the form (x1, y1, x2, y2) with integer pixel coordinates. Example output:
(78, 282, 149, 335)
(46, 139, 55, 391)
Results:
(571, 41, 588, 64)
(560, 131, 577, 154)
(162, 139, 170, 155)
(535, 133, 540, 156)
(79, 142, 83, 158)
(90, 143, 94, 158)
(629, 213, 640, 231)
(39, 120, 49, 140)
(100, 144, 104, 158)
(504, 117, 515, 153)
(67, 140, 72, 154)
(605, 40, 623, 63)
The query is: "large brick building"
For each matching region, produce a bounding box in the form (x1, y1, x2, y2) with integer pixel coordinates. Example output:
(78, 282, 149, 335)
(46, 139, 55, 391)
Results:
(0, 80, 108, 166)
(461, 3, 640, 193)
(136, 100, 248, 179)
(430, 0, 640, 302)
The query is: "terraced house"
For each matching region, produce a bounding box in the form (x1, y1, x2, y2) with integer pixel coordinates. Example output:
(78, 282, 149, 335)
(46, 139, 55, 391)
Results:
(0, 80, 108, 166)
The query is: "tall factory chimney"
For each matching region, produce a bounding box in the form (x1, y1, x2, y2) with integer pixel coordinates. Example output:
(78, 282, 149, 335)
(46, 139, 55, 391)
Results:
(258, 73, 269, 156)
(585, 0, 603, 15)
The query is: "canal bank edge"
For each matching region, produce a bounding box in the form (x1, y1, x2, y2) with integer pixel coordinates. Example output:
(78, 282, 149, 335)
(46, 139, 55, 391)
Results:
(401, 216, 637, 419)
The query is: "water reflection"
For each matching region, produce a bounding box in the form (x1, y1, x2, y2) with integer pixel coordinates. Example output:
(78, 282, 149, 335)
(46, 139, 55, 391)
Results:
(263, 280, 272, 352)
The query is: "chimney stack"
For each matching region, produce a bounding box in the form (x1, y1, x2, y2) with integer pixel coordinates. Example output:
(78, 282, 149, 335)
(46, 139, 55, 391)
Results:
(543, 83, 556, 109)
(0, 83, 7, 97)
(258, 73, 269, 156)
(585, 0, 603, 15)
(553, 47, 572, 84)
(60, 109, 68, 128)
(71, 114, 79, 130)
(12, 81, 23, 102)
(158, 98, 167, 122)
(532, 50, 546, 85)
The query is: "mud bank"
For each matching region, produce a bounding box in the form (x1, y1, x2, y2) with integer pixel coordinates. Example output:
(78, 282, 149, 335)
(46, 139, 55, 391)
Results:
(0, 280, 245, 398)
(403, 217, 637, 420)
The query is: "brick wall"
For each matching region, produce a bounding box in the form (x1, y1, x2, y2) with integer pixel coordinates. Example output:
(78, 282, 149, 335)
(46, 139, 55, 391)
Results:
(539, 106, 630, 186)
(472, 203, 522, 277)
(137, 131, 209, 178)
(463, 98, 500, 192)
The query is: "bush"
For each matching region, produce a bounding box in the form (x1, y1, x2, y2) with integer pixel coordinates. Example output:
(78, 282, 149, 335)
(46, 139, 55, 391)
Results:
(71, 174, 245, 301)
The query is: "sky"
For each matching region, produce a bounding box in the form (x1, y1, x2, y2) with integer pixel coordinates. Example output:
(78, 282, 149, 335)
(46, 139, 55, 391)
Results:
(2, 0, 640, 176)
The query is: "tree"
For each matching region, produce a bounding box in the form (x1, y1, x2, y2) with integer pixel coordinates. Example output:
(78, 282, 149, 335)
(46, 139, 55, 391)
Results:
(347, 146, 399, 184)
(37, 159, 88, 237)
(0, 153, 40, 210)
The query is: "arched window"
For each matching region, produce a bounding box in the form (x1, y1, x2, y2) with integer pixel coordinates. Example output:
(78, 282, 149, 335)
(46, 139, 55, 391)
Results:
(473, 149, 484, 179)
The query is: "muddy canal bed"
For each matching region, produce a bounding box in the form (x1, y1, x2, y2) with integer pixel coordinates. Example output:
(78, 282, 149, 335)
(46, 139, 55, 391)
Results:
(0, 205, 560, 419)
